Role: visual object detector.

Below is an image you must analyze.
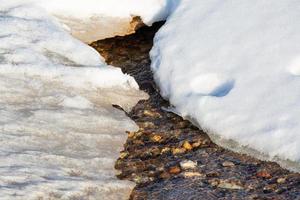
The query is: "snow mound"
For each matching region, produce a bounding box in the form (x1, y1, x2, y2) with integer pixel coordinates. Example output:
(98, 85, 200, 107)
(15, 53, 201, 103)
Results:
(0, 1, 148, 199)
(151, 0, 300, 171)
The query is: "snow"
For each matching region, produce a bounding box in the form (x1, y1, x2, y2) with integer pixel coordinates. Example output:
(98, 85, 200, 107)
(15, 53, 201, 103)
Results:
(151, 0, 300, 172)
(0, 1, 148, 199)
(31, 0, 180, 42)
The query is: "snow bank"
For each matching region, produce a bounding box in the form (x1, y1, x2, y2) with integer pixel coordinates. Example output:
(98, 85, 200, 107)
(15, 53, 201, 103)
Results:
(0, 1, 147, 199)
(32, 0, 180, 42)
(151, 0, 300, 171)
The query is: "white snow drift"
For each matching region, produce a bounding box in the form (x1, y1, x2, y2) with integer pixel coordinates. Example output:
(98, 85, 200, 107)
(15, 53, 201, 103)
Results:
(151, 0, 300, 171)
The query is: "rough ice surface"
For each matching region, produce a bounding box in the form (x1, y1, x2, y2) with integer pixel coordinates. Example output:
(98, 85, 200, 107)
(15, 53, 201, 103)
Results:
(151, 0, 300, 171)
(0, 1, 148, 199)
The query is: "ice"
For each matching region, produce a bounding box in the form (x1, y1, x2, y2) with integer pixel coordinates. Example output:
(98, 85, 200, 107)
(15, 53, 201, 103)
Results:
(151, 0, 300, 172)
(0, 1, 148, 199)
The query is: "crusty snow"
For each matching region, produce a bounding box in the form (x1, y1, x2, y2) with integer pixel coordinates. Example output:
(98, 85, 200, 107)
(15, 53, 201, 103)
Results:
(0, 1, 150, 199)
(151, 0, 300, 171)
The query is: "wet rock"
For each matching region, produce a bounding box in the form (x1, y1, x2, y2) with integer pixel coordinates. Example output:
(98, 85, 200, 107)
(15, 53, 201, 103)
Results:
(217, 180, 244, 190)
(151, 134, 162, 143)
(137, 122, 155, 129)
(143, 110, 161, 118)
(120, 152, 129, 159)
(182, 172, 205, 178)
(172, 148, 186, 155)
(222, 161, 235, 167)
(180, 160, 197, 170)
(276, 177, 286, 184)
(256, 170, 272, 179)
(169, 166, 181, 174)
(183, 141, 193, 151)
(127, 131, 135, 138)
(161, 147, 171, 154)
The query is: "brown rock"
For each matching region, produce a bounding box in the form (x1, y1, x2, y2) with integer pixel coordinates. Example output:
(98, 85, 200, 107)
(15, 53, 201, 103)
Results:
(151, 135, 162, 142)
(222, 161, 235, 167)
(183, 141, 193, 151)
(180, 160, 197, 170)
(169, 166, 181, 174)
(143, 110, 161, 118)
(172, 148, 186, 155)
(182, 172, 204, 178)
(256, 170, 272, 179)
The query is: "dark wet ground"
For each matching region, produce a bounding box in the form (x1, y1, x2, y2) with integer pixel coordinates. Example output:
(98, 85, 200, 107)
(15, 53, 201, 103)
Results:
(90, 22, 300, 200)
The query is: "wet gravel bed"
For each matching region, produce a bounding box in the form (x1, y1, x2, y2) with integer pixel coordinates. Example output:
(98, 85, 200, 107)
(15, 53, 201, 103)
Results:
(90, 22, 300, 200)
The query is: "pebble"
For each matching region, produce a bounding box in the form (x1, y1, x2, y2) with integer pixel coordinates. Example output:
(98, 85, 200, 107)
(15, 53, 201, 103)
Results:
(127, 131, 135, 138)
(183, 141, 193, 151)
(161, 147, 171, 154)
(256, 170, 272, 179)
(143, 110, 161, 118)
(180, 160, 197, 170)
(172, 148, 186, 155)
(276, 177, 286, 184)
(138, 122, 155, 129)
(222, 161, 235, 167)
(169, 166, 181, 174)
(151, 135, 162, 142)
(182, 172, 204, 178)
(120, 152, 129, 159)
(192, 141, 202, 148)
(217, 180, 244, 190)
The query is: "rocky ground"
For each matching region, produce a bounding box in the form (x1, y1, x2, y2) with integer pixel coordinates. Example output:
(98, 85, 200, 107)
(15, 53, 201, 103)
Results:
(90, 22, 300, 200)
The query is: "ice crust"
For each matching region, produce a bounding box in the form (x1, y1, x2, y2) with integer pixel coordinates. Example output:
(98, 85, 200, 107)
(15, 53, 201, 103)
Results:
(151, 0, 300, 171)
(0, 1, 149, 199)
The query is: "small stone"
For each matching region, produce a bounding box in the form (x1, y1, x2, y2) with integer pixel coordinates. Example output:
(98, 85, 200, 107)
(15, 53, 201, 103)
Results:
(218, 180, 244, 190)
(143, 110, 161, 118)
(127, 131, 135, 138)
(119, 152, 129, 159)
(161, 147, 171, 154)
(256, 170, 272, 179)
(169, 166, 181, 174)
(172, 148, 186, 155)
(138, 122, 155, 129)
(192, 141, 202, 148)
(180, 160, 197, 170)
(183, 141, 193, 151)
(276, 177, 286, 184)
(182, 172, 204, 178)
(151, 135, 162, 142)
(222, 161, 235, 167)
